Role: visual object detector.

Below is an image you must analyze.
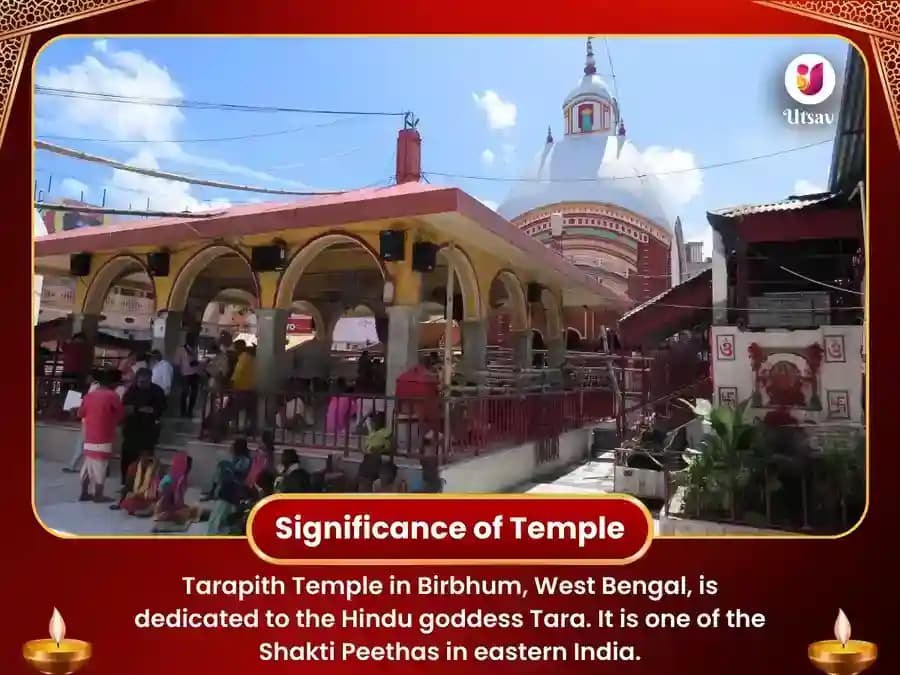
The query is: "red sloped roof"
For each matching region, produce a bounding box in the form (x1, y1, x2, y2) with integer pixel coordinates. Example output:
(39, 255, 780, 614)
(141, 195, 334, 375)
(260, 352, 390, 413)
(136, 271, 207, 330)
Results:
(618, 269, 712, 349)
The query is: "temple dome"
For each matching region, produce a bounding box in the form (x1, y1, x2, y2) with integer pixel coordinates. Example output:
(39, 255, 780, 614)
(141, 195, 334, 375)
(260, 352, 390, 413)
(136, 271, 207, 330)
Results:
(497, 133, 672, 230)
(497, 38, 671, 231)
(564, 73, 613, 107)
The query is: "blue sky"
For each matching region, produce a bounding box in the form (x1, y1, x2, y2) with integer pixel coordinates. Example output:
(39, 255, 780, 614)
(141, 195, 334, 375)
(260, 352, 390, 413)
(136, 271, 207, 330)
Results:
(33, 36, 852, 252)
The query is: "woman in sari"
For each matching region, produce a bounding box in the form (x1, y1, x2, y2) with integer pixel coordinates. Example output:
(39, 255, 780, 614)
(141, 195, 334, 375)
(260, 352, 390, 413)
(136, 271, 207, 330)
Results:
(116, 448, 160, 516)
(152, 452, 199, 533)
(325, 380, 357, 435)
(206, 438, 253, 536)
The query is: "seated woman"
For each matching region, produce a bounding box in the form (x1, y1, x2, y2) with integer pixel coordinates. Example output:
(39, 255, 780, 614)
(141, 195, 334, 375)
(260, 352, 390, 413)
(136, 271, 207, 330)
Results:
(117, 448, 160, 516)
(231, 470, 278, 536)
(275, 448, 310, 493)
(372, 461, 407, 493)
(246, 430, 277, 489)
(151, 453, 199, 533)
(206, 438, 253, 536)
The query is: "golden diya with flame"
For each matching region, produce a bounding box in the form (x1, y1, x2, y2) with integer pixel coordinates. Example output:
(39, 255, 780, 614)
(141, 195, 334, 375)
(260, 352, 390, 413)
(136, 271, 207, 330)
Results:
(22, 609, 92, 675)
(808, 609, 878, 675)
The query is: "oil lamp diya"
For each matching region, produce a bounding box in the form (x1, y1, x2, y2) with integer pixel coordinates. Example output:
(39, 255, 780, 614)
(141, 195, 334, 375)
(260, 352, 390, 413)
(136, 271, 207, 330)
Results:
(808, 609, 877, 675)
(22, 609, 92, 675)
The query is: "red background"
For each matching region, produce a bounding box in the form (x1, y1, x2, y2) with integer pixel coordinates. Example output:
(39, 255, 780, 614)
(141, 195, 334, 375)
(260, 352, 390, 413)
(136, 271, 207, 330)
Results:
(248, 497, 651, 561)
(8, 2, 897, 674)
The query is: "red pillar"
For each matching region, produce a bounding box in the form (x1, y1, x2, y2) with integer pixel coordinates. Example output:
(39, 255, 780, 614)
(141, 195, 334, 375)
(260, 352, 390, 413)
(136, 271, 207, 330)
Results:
(395, 128, 422, 184)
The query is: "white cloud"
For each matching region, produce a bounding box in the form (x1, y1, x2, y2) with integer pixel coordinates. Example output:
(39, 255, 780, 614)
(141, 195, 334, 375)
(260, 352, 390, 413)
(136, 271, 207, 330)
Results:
(476, 197, 498, 211)
(35, 42, 310, 211)
(472, 90, 517, 130)
(108, 149, 230, 212)
(793, 179, 825, 195)
(480, 149, 495, 166)
(59, 177, 89, 201)
(597, 141, 703, 222)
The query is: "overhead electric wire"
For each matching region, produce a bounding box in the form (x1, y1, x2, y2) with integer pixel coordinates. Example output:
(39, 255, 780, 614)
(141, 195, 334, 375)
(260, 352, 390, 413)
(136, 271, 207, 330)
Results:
(425, 139, 833, 183)
(777, 265, 863, 295)
(35, 85, 408, 117)
(35, 140, 343, 196)
(35, 115, 365, 144)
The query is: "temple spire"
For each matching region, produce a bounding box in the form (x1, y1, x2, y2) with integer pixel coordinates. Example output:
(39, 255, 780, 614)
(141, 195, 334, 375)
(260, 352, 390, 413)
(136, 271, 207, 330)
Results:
(546, 125, 554, 144)
(584, 37, 597, 75)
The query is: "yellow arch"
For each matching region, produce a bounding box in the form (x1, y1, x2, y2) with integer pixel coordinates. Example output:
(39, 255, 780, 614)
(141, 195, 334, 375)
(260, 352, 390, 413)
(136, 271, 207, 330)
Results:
(275, 233, 385, 310)
(168, 244, 258, 313)
(438, 245, 482, 322)
(490, 270, 529, 331)
(81, 254, 153, 315)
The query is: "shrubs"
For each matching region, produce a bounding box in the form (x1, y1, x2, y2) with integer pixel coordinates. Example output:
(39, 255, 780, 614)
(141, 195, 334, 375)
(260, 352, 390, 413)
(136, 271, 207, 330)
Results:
(675, 400, 865, 533)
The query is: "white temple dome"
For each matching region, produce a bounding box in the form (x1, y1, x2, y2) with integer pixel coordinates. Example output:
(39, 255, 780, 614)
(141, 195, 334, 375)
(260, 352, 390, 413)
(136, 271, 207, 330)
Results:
(497, 38, 671, 232)
(497, 133, 672, 230)
(564, 73, 613, 107)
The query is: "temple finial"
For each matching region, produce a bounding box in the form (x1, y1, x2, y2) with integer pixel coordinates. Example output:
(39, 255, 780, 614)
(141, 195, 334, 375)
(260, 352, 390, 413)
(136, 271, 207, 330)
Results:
(546, 125, 554, 144)
(584, 37, 597, 75)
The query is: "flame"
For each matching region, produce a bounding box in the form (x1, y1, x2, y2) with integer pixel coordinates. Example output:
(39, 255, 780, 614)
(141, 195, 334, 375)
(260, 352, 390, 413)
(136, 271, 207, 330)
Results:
(834, 609, 851, 648)
(49, 608, 66, 646)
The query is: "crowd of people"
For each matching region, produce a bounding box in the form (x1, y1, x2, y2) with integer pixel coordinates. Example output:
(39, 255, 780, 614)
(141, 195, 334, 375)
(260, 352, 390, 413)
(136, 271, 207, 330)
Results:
(59, 332, 443, 536)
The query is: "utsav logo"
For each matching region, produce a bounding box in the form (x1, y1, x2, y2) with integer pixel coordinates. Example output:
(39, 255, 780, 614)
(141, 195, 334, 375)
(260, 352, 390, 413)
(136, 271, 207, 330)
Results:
(782, 53, 837, 126)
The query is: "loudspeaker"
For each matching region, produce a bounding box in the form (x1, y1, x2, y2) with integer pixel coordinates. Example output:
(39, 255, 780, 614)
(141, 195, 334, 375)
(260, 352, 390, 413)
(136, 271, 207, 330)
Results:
(412, 242, 438, 272)
(251, 245, 286, 271)
(147, 251, 170, 277)
(527, 282, 543, 303)
(70, 253, 91, 277)
(379, 230, 405, 261)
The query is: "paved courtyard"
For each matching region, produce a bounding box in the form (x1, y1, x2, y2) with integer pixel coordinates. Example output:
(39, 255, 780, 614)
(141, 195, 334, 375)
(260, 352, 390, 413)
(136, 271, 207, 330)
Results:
(35, 458, 206, 536)
(36, 451, 659, 536)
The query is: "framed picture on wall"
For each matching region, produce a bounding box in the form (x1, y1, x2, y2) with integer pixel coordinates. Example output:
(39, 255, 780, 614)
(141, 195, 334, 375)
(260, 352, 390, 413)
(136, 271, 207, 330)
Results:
(826, 390, 851, 420)
(715, 334, 735, 361)
(718, 387, 738, 408)
(824, 335, 846, 363)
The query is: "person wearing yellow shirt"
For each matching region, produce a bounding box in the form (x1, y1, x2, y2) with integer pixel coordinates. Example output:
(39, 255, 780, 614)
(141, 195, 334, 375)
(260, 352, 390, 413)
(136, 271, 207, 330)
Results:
(230, 342, 256, 391)
(229, 342, 257, 434)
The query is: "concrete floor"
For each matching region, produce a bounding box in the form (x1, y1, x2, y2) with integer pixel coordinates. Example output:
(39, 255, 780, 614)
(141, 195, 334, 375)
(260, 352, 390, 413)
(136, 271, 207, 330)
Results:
(515, 455, 617, 494)
(35, 458, 206, 536)
(36, 450, 660, 536)
(515, 453, 661, 534)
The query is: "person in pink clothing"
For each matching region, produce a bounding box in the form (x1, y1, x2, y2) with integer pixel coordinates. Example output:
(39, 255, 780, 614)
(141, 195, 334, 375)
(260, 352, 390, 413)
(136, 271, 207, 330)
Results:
(325, 379, 357, 435)
(78, 370, 125, 502)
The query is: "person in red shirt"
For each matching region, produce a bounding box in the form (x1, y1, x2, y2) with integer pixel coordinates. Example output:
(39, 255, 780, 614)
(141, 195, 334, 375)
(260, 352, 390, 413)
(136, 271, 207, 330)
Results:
(61, 333, 92, 387)
(78, 369, 124, 502)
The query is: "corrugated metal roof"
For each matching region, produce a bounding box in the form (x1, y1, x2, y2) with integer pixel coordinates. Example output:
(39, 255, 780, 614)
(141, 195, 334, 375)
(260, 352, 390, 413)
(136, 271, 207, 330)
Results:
(708, 192, 836, 219)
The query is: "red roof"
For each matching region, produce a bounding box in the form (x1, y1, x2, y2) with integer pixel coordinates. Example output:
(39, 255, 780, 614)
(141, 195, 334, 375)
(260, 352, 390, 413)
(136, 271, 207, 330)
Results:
(35, 181, 622, 304)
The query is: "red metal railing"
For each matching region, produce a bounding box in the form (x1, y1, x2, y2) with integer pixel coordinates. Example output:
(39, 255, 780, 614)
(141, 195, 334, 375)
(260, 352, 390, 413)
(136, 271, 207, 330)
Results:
(199, 386, 618, 464)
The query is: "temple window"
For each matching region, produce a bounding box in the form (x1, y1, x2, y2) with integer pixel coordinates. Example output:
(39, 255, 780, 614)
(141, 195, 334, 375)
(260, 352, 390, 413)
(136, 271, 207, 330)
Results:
(578, 104, 594, 132)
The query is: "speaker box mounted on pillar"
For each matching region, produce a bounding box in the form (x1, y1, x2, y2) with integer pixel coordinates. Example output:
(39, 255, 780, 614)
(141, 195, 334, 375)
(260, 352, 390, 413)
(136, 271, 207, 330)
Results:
(251, 244, 286, 272)
(147, 251, 170, 277)
(69, 253, 92, 277)
(379, 230, 405, 261)
(412, 242, 438, 272)
(527, 282, 543, 303)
